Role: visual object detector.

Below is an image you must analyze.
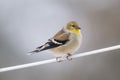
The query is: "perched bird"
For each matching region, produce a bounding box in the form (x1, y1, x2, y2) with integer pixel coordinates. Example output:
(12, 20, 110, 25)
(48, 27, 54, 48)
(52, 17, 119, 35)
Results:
(30, 21, 82, 62)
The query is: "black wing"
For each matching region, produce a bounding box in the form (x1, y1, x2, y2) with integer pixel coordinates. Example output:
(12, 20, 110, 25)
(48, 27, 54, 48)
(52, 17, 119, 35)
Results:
(30, 39, 69, 53)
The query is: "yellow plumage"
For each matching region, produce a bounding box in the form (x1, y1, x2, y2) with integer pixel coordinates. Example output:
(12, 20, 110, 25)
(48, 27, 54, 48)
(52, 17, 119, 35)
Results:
(30, 21, 82, 62)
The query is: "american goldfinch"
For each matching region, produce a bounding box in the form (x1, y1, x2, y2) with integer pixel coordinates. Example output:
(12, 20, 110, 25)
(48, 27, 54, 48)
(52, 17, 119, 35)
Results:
(30, 21, 82, 62)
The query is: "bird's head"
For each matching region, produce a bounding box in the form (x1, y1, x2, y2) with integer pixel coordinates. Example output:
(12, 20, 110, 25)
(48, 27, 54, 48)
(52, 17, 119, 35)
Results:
(65, 21, 81, 35)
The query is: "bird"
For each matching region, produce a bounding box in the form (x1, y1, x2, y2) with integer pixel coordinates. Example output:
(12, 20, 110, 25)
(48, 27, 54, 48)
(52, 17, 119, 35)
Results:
(29, 21, 82, 62)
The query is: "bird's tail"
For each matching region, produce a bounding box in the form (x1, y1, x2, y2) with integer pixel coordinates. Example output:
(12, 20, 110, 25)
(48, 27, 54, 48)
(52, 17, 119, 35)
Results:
(28, 39, 60, 55)
(28, 45, 44, 55)
(28, 50, 40, 55)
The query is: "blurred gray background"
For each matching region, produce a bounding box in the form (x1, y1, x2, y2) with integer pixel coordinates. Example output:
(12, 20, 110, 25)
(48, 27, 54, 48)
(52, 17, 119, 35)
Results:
(0, 0, 120, 80)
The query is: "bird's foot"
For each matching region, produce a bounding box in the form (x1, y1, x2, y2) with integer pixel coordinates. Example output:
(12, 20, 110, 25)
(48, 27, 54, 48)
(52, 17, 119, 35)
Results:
(66, 53, 72, 61)
(56, 57, 63, 62)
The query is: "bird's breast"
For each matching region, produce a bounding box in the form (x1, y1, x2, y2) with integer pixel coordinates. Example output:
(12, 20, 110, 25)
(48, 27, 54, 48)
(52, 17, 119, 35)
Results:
(50, 34, 82, 56)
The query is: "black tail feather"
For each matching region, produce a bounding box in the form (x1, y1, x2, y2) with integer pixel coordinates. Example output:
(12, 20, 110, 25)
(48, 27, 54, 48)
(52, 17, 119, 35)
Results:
(29, 39, 69, 55)
(30, 50, 40, 53)
(28, 49, 41, 55)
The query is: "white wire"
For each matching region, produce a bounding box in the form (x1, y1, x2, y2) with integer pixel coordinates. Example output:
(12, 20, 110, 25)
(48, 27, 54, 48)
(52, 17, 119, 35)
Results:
(0, 45, 120, 73)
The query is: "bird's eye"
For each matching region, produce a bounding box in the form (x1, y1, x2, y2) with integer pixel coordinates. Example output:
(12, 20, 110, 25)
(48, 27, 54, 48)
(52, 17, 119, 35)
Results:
(71, 25, 76, 27)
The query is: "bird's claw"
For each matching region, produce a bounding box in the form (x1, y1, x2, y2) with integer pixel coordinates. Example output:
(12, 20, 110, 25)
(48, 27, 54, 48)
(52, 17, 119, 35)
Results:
(56, 57, 63, 62)
(66, 53, 72, 61)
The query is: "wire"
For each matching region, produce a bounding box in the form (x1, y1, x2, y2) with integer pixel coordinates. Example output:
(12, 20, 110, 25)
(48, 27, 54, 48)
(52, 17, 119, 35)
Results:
(0, 45, 120, 72)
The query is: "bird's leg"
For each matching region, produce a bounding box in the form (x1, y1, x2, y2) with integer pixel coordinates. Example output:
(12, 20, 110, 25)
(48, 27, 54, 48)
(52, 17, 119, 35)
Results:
(66, 53, 72, 61)
(56, 57, 63, 62)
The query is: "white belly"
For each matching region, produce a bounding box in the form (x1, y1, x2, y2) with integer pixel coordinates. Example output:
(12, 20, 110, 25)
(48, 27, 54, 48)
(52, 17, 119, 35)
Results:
(50, 34, 82, 57)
